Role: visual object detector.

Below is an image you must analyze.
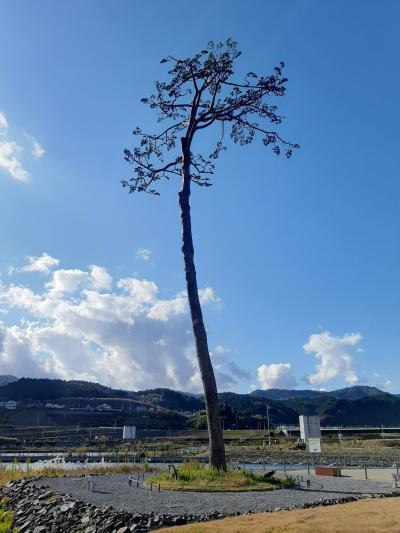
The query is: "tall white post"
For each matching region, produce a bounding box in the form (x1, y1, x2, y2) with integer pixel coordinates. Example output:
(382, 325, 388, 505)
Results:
(267, 404, 271, 445)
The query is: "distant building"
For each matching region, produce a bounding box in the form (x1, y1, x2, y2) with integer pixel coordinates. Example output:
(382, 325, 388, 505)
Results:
(97, 403, 113, 411)
(45, 403, 65, 409)
(0, 400, 17, 410)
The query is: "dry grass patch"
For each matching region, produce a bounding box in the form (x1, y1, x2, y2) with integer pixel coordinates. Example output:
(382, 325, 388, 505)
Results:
(167, 498, 400, 532)
(0, 461, 153, 486)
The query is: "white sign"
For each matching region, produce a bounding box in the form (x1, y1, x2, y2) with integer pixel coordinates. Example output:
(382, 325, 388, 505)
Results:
(308, 438, 321, 453)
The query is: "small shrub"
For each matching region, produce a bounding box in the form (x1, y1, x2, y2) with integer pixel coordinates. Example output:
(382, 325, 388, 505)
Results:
(0, 498, 19, 533)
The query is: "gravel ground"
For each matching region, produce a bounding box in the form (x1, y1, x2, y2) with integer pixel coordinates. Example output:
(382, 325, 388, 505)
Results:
(35, 474, 396, 516)
(230, 452, 400, 467)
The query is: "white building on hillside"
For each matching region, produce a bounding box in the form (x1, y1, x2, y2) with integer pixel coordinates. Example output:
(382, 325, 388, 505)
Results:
(0, 400, 17, 410)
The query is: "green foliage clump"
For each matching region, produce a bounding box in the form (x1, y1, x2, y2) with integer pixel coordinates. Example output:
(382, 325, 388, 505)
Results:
(0, 498, 19, 533)
(177, 461, 218, 482)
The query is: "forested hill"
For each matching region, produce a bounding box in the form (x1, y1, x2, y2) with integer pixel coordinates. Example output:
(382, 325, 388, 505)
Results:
(0, 379, 204, 411)
(0, 377, 399, 426)
(250, 385, 387, 401)
(132, 388, 204, 412)
(0, 375, 18, 387)
(0, 378, 130, 400)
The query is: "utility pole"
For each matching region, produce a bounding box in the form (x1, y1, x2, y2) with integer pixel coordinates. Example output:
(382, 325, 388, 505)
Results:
(267, 404, 271, 445)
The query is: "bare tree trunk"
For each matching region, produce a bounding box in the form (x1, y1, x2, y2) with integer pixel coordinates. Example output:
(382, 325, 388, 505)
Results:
(178, 137, 227, 470)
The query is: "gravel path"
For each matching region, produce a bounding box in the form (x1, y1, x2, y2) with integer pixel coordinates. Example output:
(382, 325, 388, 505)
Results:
(36, 474, 395, 516)
(231, 452, 400, 467)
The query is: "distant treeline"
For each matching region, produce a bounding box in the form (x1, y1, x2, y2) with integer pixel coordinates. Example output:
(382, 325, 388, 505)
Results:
(1, 378, 399, 428)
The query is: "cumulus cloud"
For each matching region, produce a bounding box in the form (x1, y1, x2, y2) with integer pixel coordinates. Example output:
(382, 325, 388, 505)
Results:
(89, 265, 112, 290)
(147, 295, 186, 321)
(46, 269, 89, 294)
(20, 253, 60, 274)
(303, 331, 362, 386)
(0, 112, 44, 181)
(136, 248, 152, 261)
(0, 256, 238, 392)
(256, 362, 297, 390)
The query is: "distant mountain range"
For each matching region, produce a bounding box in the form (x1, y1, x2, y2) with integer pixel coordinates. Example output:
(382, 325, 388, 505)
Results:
(0, 375, 18, 387)
(250, 385, 388, 401)
(0, 376, 398, 427)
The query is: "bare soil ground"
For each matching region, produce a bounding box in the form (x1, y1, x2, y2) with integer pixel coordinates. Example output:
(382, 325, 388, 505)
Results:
(167, 498, 400, 532)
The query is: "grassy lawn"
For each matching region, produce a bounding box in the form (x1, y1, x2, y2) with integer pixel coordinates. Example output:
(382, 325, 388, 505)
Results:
(166, 497, 400, 532)
(145, 461, 292, 492)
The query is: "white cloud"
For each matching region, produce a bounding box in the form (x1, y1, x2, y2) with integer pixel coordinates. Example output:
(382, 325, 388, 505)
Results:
(0, 257, 237, 392)
(199, 287, 220, 304)
(89, 265, 112, 290)
(154, 338, 168, 347)
(146, 286, 220, 322)
(0, 113, 8, 131)
(0, 112, 44, 181)
(31, 137, 45, 159)
(372, 372, 393, 391)
(46, 269, 89, 294)
(383, 379, 392, 390)
(256, 362, 297, 390)
(214, 345, 229, 354)
(118, 277, 158, 304)
(303, 331, 362, 386)
(212, 345, 229, 364)
(0, 140, 29, 181)
(136, 248, 152, 261)
(147, 295, 186, 321)
(20, 253, 60, 274)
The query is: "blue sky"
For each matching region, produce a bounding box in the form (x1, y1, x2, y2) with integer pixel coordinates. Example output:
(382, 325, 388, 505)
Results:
(0, 0, 399, 392)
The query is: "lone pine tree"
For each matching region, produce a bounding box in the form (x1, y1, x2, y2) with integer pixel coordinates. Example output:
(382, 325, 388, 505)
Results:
(123, 39, 298, 470)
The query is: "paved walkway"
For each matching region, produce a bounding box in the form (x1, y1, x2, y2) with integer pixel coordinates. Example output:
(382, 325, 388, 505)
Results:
(284, 466, 399, 482)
